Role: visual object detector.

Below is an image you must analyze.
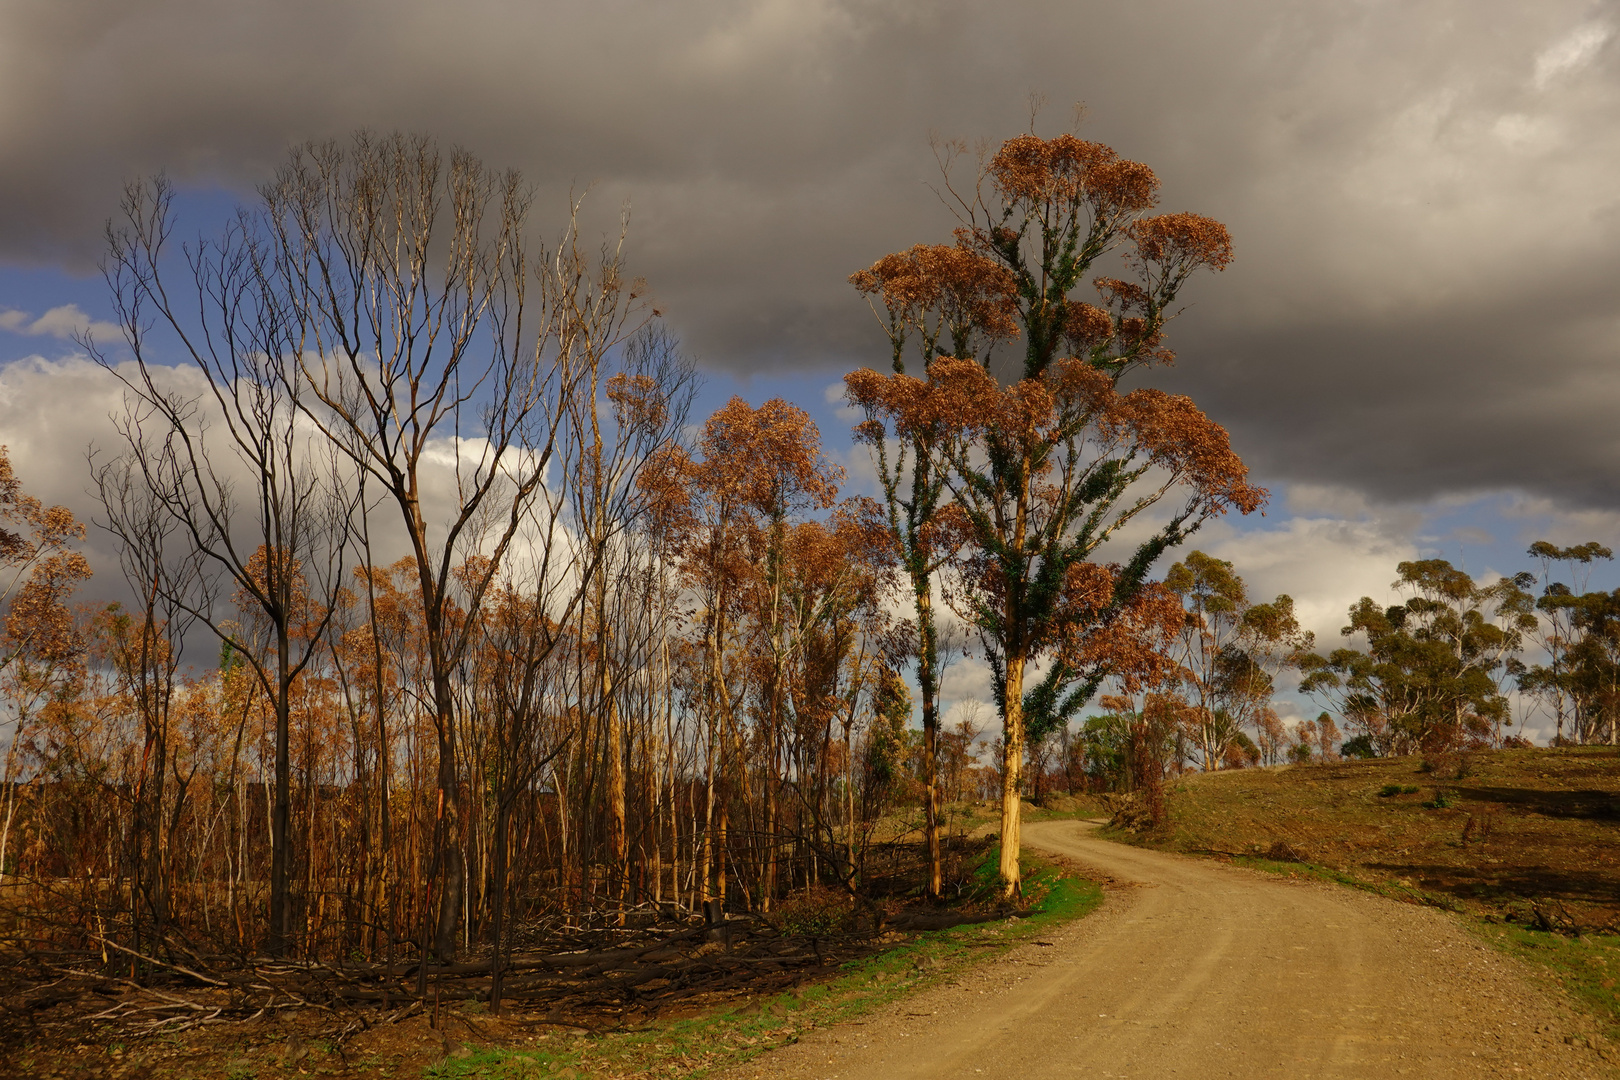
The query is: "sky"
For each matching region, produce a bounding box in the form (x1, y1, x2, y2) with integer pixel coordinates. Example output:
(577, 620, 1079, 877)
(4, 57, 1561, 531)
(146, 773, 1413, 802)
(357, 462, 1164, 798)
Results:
(4, 0, 1620, 741)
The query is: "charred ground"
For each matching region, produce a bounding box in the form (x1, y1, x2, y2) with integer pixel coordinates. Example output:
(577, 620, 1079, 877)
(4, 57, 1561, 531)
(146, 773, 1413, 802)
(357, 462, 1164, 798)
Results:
(0, 832, 1098, 1079)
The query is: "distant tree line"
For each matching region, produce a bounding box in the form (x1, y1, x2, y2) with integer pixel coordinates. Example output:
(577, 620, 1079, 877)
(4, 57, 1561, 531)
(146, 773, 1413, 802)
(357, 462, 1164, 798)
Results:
(1061, 542, 1619, 809)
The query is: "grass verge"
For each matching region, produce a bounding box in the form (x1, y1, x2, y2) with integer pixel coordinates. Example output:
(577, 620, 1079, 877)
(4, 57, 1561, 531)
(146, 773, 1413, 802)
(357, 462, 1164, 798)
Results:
(1478, 926, 1620, 1043)
(419, 850, 1102, 1080)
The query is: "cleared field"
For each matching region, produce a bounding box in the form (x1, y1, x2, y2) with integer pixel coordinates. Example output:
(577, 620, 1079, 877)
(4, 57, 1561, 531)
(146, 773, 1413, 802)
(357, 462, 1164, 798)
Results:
(1148, 746, 1620, 931)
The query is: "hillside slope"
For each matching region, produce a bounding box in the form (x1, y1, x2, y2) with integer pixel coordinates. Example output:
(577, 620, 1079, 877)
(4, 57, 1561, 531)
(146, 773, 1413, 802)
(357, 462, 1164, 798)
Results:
(1146, 746, 1619, 932)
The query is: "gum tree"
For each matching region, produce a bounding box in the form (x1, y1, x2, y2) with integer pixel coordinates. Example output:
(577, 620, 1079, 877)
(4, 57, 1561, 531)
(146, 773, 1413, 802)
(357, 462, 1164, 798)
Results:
(849, 132, 1263, 895)
(1519, 540, 1612, 743)
(846, 243, 1017, 897)
(1301, 559, 1535, 759)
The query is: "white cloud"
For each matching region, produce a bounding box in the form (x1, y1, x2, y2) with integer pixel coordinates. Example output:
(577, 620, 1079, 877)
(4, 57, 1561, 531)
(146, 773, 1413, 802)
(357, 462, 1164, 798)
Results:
(0, 353, 127, 497)
(1491, 112, 1554, 151)
(0, 352, 495, 602)
(823, 378, 860, 423)
(1534, 22, 1612, 89)
(1182, 488, 1426, 649)
(938, 653, 993, 712)
(939, 698, 996, 754)
(0, 304, 122, 343)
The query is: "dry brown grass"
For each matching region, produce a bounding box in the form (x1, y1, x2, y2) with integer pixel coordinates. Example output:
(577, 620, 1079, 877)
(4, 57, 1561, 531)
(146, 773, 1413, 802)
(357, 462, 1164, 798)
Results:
(1140, 745, 1620, 932)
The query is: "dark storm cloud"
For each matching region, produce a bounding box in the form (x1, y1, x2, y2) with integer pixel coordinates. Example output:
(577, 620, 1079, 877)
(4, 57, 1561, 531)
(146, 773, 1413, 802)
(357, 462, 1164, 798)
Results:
(1158, 247, 1620, 508)
(3, 0, 1619, 504)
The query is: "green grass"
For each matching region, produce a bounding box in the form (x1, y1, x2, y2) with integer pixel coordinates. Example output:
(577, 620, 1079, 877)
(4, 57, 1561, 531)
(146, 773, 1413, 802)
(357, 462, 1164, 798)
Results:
(421, 849, 1102, 1079)
(1482, 926, 1620, 1043)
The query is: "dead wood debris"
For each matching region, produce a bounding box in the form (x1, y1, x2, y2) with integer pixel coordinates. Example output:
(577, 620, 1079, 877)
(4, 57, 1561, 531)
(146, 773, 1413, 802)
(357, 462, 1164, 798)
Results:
(0, 900, 1019, 1044)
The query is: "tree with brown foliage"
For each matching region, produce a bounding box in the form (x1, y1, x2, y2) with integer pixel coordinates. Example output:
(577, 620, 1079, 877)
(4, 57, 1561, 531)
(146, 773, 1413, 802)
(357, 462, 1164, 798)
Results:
(846, 242, 1017, 898)
(847, 130, 1262, 895)
(641, 396, 850, 917)
(0, 447, 91, 881)
(0, 447, 90, 677)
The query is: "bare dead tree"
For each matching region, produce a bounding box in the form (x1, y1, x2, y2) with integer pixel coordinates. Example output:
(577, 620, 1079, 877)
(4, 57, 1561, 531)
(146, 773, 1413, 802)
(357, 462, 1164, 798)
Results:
(256, 133, 648, 960)
(92, 179, 357, 957)
(87, 456, 207, 963)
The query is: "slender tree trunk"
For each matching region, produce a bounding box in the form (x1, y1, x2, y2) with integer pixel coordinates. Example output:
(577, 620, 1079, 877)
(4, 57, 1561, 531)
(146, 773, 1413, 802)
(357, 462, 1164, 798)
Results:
(658, 633, 675, 908)
(701, 607, 728, 923)
(843, 710, 855, 880)
(761, 723, 776, 913)
(922, 717, 942, 896)
(133, 604, 171, 951)
(714, 782, 729, 915)
(997, 649, 1026, 897)
(699, 712, 718, 910)
(605, 668, 627, 914)
(0, 719, 25, 884)
(489, 800, 512, 1014)
(431, 690, 463, 962)
(915, 587, 942, 899)
(268, 627, 293, 956)
(762, 521, 785, 914)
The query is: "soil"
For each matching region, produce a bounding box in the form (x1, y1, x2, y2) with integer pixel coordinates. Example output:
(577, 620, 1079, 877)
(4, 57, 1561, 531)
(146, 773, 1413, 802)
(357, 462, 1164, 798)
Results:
(1152, 747, 1620, 932)
(723, 819, 1619, 1080)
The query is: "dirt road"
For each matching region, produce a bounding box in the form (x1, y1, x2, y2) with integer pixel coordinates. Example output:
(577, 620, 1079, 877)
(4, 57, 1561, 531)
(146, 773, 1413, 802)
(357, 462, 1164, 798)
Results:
(726, 819, 1616, 1079)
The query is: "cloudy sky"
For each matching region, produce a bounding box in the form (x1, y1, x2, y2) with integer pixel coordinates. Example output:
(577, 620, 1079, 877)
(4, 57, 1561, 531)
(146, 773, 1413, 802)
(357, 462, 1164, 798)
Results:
(4, 0, 1619, 737)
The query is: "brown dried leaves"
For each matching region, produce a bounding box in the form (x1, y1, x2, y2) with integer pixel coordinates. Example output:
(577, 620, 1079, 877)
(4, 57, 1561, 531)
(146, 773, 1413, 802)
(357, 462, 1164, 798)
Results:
(1129, 212, 1234, 274)
(1057, 579, 1186, 693)
(1, 446, 91, 667)
(850, 243, 1019, 349)
(988, 134, 1159, 216)
(605, 372, 668, 435)
(1100, 385, 1266, 515)
(845, 354, 1264, 529)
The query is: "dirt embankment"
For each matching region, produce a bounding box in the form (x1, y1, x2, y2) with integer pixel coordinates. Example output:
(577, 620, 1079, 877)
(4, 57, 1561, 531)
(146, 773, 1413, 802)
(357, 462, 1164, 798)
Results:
(1148, 746, 1620, 933)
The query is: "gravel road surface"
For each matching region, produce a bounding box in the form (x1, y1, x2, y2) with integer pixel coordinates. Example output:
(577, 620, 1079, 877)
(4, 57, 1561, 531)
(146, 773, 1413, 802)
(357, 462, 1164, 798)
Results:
(724, 818, 1616, 1079)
